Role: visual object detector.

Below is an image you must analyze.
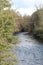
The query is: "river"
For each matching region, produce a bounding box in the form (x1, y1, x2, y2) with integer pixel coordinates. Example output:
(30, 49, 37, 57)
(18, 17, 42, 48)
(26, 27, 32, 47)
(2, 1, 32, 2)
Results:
(14, 32, 43, 65)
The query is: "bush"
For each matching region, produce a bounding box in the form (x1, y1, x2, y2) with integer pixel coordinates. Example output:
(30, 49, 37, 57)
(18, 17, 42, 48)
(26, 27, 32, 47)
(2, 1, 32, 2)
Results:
(31, 8, 43, 39)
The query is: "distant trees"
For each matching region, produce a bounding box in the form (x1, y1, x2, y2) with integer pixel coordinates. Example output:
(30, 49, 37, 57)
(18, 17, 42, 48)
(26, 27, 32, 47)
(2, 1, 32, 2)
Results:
(20, 7, 43, 39)
(14, 7, 43, 40)
(23, 15, 31, 31)
(17, 15, 31, 32)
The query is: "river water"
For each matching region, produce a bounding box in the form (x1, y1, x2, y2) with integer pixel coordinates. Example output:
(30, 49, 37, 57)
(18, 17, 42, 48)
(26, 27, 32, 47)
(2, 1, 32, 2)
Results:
(15, 32, 43, 65)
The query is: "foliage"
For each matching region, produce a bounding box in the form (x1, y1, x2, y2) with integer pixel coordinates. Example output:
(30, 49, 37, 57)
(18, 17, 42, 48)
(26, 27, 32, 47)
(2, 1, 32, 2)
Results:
(31, 8, 43, 39)
(23, 15, 31, 32)
(0, 0, 18, 65)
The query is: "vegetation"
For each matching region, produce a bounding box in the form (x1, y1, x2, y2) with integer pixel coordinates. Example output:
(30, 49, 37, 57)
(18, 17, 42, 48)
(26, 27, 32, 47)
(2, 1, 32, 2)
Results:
(0, 0, 43, 64)
(0, 0, 19, 65)
(23, 15, 31, 32)
(14, 7, 43, 40)
(31, 8, 43, 40)
(20, 7, 43, 40)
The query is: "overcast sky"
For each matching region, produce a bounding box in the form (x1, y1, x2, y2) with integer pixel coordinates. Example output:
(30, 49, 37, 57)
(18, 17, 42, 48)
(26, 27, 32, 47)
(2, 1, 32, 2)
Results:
(11, 0, 43, 16)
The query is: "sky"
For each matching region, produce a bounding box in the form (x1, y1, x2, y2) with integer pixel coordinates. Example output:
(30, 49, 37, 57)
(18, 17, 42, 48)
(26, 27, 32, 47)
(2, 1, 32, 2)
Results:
(11, 0, 43, 16)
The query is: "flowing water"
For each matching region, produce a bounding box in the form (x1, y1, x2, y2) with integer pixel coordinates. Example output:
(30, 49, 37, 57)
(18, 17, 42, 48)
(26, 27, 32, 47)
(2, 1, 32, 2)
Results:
(15, 32, 43, 65)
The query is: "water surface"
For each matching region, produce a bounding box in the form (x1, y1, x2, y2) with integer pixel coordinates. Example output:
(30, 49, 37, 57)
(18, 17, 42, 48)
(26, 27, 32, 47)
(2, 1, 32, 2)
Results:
(15, 32, 43, 65)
